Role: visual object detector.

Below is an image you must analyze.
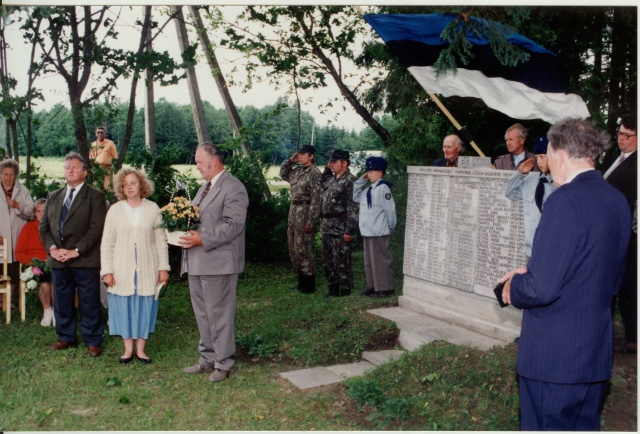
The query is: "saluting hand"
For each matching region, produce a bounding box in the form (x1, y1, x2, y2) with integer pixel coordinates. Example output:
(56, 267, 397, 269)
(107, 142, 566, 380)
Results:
(518, 158, 535, 174)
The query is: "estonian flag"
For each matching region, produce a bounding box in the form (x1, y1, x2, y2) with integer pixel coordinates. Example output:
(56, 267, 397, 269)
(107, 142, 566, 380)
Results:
(364, 13, 590, 124)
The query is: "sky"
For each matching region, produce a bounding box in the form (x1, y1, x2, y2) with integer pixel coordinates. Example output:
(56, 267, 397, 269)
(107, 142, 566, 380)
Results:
(3, 5, 375, 133)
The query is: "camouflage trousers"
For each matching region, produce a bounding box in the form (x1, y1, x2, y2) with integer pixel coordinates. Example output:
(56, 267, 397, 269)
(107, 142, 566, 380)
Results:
(321, 233, 353, 292)
(288, 226, 316, 276)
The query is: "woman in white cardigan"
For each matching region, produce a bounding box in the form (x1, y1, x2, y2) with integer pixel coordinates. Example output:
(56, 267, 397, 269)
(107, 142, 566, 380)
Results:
(0, 158, 34, 308)
(101, 168, 169, 364)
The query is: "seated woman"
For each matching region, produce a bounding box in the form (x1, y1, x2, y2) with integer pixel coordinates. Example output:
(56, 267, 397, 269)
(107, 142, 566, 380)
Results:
(100, 168, 169, 364)
(15, 199, 54, 326)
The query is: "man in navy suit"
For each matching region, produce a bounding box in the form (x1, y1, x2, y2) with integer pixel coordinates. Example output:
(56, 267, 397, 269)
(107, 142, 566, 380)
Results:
(601, 114, 637, 354)
(501, 119, 631, 431)
(433, 134, 464, 167)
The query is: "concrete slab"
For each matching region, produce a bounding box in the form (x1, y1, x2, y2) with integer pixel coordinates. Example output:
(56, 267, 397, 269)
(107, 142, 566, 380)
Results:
(326, 361, 376, 379)
(368, 306, 507, 351)
(280, 367, 343, 389)
(362, 350, 405, 366)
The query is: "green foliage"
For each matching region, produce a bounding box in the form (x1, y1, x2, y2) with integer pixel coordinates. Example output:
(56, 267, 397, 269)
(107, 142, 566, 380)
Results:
(18, 160, 62, 199)
(224, 149, 291, 263)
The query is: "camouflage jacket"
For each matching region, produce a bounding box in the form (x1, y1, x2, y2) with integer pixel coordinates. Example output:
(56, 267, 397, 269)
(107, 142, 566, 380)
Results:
(280, 159, 322, 229)
(319, 166, 359, 236)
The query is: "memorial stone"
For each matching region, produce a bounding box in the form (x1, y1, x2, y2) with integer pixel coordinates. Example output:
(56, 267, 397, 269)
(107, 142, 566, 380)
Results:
(401, 165, 524, 344)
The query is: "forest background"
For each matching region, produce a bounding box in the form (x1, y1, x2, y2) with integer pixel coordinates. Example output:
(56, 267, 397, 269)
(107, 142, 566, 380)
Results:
(1, 3, 636, 261)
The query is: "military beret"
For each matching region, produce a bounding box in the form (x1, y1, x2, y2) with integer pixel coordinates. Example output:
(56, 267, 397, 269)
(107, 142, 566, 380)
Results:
(328, 149, 350, 162)
(365, 156, 388, 173)
(299, 145, 316, 155)
(534, 136, 549, 155)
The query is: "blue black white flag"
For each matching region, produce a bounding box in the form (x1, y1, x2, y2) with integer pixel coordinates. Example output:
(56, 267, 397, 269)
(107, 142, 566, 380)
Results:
(364, 13, 589, 124)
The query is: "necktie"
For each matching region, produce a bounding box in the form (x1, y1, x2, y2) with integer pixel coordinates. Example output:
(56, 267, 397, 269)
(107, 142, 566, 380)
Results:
(59, 187, 75, 239)
(194, 181, 212, 208)
(534, 177, 548, 213)
(366, 185, 373, 208)
(618, 153, 626, 164)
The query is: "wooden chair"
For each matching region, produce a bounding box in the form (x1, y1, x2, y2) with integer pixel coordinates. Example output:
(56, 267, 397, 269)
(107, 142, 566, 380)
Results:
(0, 237, 12, 324)
(19, 264, 28, 322)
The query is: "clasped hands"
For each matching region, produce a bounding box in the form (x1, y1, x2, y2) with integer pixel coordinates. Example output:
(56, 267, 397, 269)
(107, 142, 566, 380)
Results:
(50, 247, 79, 263)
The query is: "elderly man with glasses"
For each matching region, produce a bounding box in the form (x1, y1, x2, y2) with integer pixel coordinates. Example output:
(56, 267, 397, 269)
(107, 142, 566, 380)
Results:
(601, 114, 637, 354)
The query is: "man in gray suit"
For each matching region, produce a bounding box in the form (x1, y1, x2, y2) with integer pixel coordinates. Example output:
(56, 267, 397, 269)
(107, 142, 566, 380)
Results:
(180, 142, 249, 382)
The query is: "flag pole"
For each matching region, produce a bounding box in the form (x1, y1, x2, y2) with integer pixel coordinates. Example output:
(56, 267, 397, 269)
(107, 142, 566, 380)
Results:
(426, 92, 486, 158)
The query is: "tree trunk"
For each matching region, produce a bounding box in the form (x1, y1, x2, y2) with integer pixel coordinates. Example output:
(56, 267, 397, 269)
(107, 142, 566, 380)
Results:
(607, 7, 625, 133)
(10, 119, 18, 163)
(5, 119, 12, 159)
(116, 5, 154, 170)
(295, 14, 392, 147)
(187, 6, 271, 198)
(172, 6, 210, 145)
(25, 105, 32, 188)
(144, 7, 157, 152)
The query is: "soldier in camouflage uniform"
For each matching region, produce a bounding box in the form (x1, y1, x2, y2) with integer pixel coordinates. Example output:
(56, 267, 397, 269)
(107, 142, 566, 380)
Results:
(280, 145, 322, 293)
(319, 149, 359, 297)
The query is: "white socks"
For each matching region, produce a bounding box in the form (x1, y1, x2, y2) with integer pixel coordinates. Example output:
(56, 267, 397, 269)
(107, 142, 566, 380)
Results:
(41, 307, 54, 327)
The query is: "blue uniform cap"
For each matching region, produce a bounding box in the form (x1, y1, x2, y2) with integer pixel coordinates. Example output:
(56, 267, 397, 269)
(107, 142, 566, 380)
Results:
(365, 156, 388, 173)
(534, 136, 549, 154)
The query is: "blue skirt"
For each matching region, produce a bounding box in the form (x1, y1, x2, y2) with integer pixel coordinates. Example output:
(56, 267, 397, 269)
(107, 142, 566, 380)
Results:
(108, 292, 159, 340)
(108, 246, 159, 340)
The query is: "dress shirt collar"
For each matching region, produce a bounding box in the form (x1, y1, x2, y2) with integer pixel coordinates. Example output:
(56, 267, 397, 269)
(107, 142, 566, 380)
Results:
(565, 168, 595, 184)
(209, 169, 225, 189)
(513, 151, 526, 167)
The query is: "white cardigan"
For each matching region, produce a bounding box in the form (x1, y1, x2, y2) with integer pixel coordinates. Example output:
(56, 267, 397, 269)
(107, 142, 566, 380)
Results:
(100, 199, 170, 297)
(0, 180, 33, 262)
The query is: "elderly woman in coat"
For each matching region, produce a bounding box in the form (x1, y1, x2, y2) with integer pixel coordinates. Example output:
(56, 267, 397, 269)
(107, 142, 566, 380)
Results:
(100, 168, 169, 364)
(0, 158, 34, 308)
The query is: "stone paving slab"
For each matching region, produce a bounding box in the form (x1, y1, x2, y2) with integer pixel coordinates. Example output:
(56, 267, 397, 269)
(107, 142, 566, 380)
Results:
(326, 361, 376, 379)
(280, 367, 343, 389)
(362, 349, 405, 366)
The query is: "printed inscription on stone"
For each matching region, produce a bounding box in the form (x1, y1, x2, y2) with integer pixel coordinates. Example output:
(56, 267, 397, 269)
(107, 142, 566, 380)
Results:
(404, 167, 526, 298)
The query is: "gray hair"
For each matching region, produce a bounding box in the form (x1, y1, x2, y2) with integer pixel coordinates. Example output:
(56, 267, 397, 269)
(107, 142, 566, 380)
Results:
(547, 118, 610, 164)
(444, 134, 465, 152)
(505, 123, 528, 140)
(65, 152, 89, 171)
(31, 198, 47, 215)
(198, 142, 225, 164)
(0, 158, 19, 176)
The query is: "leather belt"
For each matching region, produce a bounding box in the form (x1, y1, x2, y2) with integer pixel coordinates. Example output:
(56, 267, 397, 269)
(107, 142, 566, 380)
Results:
(292, 200, 311, 205)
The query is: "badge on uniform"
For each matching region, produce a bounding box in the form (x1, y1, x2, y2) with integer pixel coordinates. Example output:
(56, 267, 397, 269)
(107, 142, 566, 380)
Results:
(385, 193, 391, 200)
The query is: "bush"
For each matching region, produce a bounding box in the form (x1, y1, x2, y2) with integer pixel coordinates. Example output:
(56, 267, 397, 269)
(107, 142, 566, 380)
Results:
(224, 151, 290, 263)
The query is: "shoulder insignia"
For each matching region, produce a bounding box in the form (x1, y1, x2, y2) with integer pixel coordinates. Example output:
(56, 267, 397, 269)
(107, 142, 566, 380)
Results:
(385, 193, 391, 200)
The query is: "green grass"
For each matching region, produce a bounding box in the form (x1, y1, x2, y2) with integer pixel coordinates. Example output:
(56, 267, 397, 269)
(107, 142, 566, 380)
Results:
(0, 255, 401, 431)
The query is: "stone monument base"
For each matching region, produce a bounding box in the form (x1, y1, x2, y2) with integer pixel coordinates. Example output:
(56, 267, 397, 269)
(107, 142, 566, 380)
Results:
(400, 275, 522, 346)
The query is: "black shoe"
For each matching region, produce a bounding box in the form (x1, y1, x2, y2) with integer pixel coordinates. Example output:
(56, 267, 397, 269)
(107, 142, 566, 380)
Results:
(373, 290, 394, 299)
(325, 283, 340, 297)
(136, 355, 153, 364)
(299, 274, 316, 294)
(339, 287, 351, 297)
(119, 356, 134, 364)
(360, 287, 375, 297)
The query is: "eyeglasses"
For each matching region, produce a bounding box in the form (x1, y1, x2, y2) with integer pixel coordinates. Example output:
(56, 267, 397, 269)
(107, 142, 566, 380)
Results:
(96, 131, 105, 135)
(618, 132, 637, 139)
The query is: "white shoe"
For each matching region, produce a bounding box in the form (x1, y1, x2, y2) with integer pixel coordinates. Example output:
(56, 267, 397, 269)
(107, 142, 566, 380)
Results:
(40, 308, 53, 327)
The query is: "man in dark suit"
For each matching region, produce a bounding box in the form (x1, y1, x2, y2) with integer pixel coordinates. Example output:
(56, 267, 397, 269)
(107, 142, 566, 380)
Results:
(601, 114, 637, 354)
(39, 152, 107, 357)
(501, 119, 631, 430)
(494, 123, 538, 171)
(180, 143, 249, 382)
(433, 134, 464, 167)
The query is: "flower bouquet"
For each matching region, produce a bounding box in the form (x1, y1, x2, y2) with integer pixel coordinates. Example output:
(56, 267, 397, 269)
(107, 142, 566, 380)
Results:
(20, 258, 52, 293)
(159, 181, 200, 246)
